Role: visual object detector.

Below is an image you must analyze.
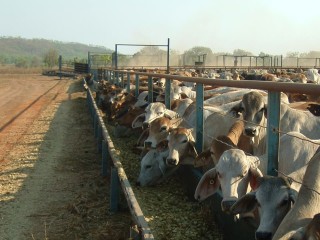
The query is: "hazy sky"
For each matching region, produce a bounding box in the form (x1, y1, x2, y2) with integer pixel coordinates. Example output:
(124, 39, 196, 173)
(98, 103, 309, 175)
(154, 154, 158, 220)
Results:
(2, 0, 320, 55)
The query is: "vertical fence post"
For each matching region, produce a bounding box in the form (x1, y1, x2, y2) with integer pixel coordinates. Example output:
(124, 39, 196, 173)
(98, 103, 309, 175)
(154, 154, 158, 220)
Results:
(58, 55, 62, 80)
(165, 78, 171, 109)
(267, 91, 280, 176)
(93, 113, 98, 138)
(121, 72, 124, 88)
(115, 71, 119, 85)
(101, 140, 110, 177)
(110, 167, 120, 213)
(135, 74, 140, 98)
(195, 83, 204, 153)
(148, 76, 153, 103)
(97, 125, 102, 153)
(127, 72, 131, 93)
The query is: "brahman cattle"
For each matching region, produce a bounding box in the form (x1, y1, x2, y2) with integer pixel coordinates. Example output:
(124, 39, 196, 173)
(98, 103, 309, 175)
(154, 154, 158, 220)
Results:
(272, 151, 320, 240)
(231, 91, 320, 156)
(194, 132, 320, 215)
(230, 176, 298, 240)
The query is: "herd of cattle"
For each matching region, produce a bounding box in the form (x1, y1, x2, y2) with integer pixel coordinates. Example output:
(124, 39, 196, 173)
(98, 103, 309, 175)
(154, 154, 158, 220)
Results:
(86, 67, 320, 240)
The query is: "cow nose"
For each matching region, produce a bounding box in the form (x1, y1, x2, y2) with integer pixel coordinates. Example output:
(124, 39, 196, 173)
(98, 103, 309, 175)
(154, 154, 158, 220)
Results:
(245, 128, 256, 136)
(255, 231, 272, 240)
(221, 200, 237, 213)
(143, 122, 150, 129)
(166, 158, 179, 166)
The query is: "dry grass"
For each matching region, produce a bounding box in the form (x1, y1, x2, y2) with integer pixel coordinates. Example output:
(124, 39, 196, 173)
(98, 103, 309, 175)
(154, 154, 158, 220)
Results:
(0, 65, 43, 74)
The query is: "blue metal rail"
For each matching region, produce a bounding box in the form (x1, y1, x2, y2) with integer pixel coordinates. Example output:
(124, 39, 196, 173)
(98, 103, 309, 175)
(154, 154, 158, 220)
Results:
(84, 79, 154, 240)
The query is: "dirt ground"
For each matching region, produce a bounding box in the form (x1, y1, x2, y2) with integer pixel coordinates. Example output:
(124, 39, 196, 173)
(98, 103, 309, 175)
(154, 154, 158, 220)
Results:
(0, 74, 131, 240)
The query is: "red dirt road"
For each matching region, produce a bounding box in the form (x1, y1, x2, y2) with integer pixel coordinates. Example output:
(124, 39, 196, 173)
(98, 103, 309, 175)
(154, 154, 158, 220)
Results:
(0, 74, 130, 239)
(0, 75, 66, 165)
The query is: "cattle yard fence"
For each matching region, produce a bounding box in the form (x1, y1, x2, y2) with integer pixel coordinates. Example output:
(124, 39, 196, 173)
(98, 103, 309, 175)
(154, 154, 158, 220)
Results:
(84, 80, 154, 239)
(85, 69, 320, 239)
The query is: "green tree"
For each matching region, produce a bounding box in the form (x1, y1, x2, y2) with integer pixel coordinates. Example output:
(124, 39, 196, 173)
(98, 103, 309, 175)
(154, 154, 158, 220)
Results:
(183, 46, 214, 65)
(43, 48, 58, 68)
(233, 49, 253, 56)
(15, 57, 28, 68)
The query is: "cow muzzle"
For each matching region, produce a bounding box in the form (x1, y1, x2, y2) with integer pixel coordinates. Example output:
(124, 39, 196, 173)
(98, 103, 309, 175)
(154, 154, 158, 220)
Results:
(244, 127, 257, 137)
(166, 158, 179, 166)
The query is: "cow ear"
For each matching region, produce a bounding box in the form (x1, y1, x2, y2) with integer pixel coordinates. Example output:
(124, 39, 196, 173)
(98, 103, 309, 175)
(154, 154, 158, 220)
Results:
(132, 113, 146, 129)
(230, 192, 257, 215)
(194, 168, 219, 202)
(249, 166, 263, 190)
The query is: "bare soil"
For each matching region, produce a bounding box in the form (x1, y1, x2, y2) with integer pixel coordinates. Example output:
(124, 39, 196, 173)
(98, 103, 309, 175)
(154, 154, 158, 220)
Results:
(0, 74, 131, 240)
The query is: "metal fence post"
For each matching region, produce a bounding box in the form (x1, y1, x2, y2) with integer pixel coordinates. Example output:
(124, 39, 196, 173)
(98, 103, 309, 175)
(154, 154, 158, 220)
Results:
(165, 78, 171, 109)
(267, 91, 280, 176)
(97, 125, 102, 153)
(58, 55, 62, 80)
(110, 167, 120, 213)
(101, 140, 110, 177)
(121, 72, 124, 88)
(135, 74, 140, 98)
(195, 83, 204, 153)
(94, 113, 98, 137)
(115, 71, 119, 85)
(148, 76, 153, 103)
(127, 72, 131, 93)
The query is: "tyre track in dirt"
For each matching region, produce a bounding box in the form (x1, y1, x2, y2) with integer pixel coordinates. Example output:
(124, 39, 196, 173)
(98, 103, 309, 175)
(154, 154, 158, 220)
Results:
(0, 77, 68, 167)
(0, 75, 131, 240)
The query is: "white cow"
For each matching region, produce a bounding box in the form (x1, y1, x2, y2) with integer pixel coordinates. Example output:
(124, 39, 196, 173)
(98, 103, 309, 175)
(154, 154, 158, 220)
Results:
(204, 89, 264, 106)
(194, 132, 320, 214)
(231, 91, 320, 156)
(136, 147, 170, 187)
(305, 68, 320, 84)
(131, 102, 179, 129)
(165, 101, 243, 166)
(272, 150, 320, 240)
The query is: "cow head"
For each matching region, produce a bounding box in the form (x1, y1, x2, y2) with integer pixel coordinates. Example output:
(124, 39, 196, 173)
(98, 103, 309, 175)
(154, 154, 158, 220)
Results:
(144, 117, 172, 148)
(230, 176, 298, 240)
(166, 128, 197, 166)
(136, 147, 169, 187)
(230, 91, 267, 137)
(194, 149, 263, 213)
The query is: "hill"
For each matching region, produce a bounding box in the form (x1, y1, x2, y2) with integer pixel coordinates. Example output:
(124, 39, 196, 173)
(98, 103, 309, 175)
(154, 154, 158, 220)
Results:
(0, 37, 112, 65)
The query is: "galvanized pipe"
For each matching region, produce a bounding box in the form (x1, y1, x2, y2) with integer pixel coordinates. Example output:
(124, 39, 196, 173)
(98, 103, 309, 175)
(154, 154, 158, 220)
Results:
(113, 70, 320, 95)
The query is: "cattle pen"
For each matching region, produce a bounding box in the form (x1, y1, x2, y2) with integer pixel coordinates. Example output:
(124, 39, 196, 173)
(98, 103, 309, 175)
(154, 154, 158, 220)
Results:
(83, 69, 320, 240)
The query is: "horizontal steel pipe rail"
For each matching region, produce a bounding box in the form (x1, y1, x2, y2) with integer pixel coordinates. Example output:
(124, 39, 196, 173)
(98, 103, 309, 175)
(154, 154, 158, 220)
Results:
(113, 70, 320, 95)
(85, 80, 154, 240)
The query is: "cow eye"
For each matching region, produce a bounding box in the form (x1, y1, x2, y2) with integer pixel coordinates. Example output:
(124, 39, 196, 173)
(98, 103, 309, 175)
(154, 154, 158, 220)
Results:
(160, 127, 167, 132)
(181, 139, 188, 143)
(157, 112, 163, 116)
(217, 171, 221, 178)
(280, 199, 289, 207)
(145, 165, 152, 169)
(238, 106, 244, 112)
